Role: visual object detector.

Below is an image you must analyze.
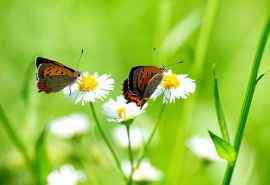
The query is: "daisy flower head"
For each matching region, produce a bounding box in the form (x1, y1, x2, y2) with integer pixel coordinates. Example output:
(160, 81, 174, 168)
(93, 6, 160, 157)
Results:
(186, 136, 220, 162)
(113, 126, 148, 150)
(64, 72, 114, 105)
(47, 164, 86, 185)
(151, 70, 195, 103)
(122, 159, 163, 182)
(102, 96, 147, 123)
(49, 113, 90, 139)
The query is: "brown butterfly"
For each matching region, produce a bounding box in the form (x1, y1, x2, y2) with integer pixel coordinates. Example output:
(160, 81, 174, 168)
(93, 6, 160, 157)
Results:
(123, 66, 165, 108)
(36, 57, 80, 93)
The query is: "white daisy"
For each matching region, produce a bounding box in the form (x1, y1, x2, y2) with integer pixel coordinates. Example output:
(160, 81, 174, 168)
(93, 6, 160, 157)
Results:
(102, 96, 146, 123)
(49, 113, 90, 138)
(122, 159, 163, 182)
(47, 164, 86, 185)
(64, 72, 114, 105)
(112, 126, 148, 150)
(151, 70, 195, 103)
(186, 136, 220, 161)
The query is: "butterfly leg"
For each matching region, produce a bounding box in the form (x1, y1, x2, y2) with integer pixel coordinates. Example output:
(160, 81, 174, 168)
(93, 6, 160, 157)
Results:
(69, 86, 72, 96)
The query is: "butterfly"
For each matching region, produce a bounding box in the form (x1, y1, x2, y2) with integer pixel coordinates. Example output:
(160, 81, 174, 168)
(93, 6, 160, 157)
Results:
(123, 66, 165, 108)
(36, 57, 80, 93)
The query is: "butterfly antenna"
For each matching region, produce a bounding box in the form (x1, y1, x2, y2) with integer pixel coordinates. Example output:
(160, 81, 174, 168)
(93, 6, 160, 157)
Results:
(163, 60, 183, 69)
(76, 49, 84, 69)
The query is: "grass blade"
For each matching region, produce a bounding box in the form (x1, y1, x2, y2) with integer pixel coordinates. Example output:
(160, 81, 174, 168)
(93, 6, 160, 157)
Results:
(0, 105, 32, 170)
(34, 127, 50, 185)
(222, 16, 270, 185)
(193, 0, 220, 77)
(213, 67, 230, 142)
(161, 12, 201, 56)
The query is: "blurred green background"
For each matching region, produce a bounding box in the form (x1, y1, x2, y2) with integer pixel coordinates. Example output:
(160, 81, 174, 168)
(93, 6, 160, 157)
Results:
(0, 0, 270, 185)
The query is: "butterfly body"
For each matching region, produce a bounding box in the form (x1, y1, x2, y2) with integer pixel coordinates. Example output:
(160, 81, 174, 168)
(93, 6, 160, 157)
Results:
(36, 57, 80, 93)
(123, 66, 164, 108)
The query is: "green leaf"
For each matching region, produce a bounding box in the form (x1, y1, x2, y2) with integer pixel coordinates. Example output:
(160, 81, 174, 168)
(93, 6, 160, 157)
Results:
(21, 62, 34, 107)
(208, 131, 236, 164)
(34, 127, 50, 185)
(256, 73, 265, 84)
(213, 66, 230, 142)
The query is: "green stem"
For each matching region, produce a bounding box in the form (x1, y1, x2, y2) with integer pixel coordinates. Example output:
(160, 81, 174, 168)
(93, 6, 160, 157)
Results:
(213, 69, 230, 142)
(89, 103, 127, 182)
(136, 104, 166, 169)
(222, 17, 270, 185)
(126, 124, 134, 185)
(0, 105, 33, 171)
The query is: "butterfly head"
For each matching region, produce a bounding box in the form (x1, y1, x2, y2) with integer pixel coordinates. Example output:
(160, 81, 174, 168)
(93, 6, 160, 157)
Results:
(74, 71, 81, 78)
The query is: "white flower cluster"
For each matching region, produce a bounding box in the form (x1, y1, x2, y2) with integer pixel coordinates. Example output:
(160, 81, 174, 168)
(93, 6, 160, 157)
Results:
(47, 164, 85, 185)
(122, 160, 163, 182)
(64, 72, 114, 105)
(151, 70, 196, 103)
(49, 113, 90, 138)
(63, 69, 195, 119)
(102, 96, 147, 123)
(186, 136, 220, 161)
(45, 68, 195, 185)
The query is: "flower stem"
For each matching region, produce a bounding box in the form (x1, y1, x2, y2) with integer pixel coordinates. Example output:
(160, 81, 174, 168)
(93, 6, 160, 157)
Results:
(125, 124, 134, 185)
(136, 104, 166, 169)
(0, 105, 33, 171)
(89, 103, 127, 182)
(222, 16, 270, 185)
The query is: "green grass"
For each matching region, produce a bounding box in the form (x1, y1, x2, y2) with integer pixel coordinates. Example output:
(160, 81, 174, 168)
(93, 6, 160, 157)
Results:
(222, 16, 270, 185)
(0, 0, 270, 185)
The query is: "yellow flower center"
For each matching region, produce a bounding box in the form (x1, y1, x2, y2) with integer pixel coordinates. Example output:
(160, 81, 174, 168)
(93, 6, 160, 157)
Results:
(161, 73, 180, 89)
(116, 106, 127, 120)
(79, 74, 98, 92)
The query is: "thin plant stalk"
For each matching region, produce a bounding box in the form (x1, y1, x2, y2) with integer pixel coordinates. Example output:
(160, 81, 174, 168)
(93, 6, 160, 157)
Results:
(126, 124, 134, 185)
(136, 104, 166, 169)
(0, 105, 33, 171)
(213, 69, 230, 142)
(89, 103, 127, 182)
(222, 17, 270, 185)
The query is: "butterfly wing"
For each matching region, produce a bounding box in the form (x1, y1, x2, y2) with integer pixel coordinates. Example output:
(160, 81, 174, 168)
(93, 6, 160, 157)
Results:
(36, 57, 78, 78)
(41, 76, 76, 93)
(36, 57, 80, 93)
(123, 66, 163, 107)
(143, 73, 163, 99)
(123, 79, 142, 106)
(129, 66, 162, 96)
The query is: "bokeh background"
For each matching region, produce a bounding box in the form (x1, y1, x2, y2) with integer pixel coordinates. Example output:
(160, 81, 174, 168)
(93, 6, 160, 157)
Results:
(0, 0, 270, 185)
